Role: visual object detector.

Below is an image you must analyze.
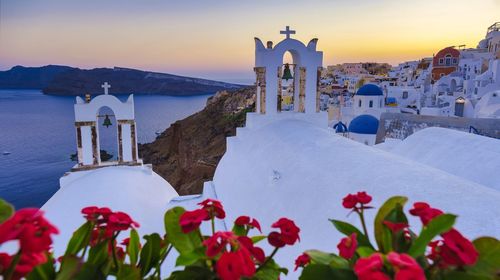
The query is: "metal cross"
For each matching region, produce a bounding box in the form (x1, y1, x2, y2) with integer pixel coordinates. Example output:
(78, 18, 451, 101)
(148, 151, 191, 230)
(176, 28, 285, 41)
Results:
(280, 26, 296, 39)
(101, 82, 111, 95)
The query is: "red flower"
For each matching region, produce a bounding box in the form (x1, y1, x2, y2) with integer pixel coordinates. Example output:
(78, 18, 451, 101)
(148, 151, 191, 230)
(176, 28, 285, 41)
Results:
(356, 192, 372, 204)
(0, 208, 58, 253)
(270, 218, 300, 245)
(0, 253, 12, 273)
(387, 252, 425, 280)
(237, 236, 265, 263)
(203, 231, 236, 257)
(354, 253, 390, 280)
(267, 231, 286, 248)
(294, 253, 311, 271)
(234, 216, 262, 233)
(337, 233, 358, 259)
(121, 238, 130, 246)
(0, 252, 48, 280)
(198, 199, 226, 219)
(216, 250, 255, 280)
(440, 229, 478, 266)
(179, 209, 209, 233)
(107, 212, 140, 232)
(81, 206, 112, 223)
(427, 240, 443, 264)
(342, 194, 358, 209)
(383, 221, 409, 233)
(409, 202, 443, 225)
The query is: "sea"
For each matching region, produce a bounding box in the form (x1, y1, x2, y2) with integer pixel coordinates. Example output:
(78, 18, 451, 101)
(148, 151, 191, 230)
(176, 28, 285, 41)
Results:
(0, 90, 211, 209)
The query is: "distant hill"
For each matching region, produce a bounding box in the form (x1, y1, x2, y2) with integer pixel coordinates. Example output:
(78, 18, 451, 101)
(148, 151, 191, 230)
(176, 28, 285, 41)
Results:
(0, 65, 243, 96)
(0, 65, 76, 89)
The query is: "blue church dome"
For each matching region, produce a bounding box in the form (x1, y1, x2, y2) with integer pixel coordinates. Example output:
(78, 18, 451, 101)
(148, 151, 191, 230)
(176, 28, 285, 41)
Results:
(348, 115, 379, 134)
(356, 84, 383, 96)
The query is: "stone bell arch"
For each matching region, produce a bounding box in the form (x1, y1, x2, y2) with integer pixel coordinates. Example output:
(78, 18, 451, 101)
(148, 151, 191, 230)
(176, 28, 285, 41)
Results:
(254, 26, 323, 115)
(73, 82, 141, 170)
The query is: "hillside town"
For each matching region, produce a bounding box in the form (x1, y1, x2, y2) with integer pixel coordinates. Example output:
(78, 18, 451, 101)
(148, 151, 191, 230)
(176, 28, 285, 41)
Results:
(307, 22, 500, 145)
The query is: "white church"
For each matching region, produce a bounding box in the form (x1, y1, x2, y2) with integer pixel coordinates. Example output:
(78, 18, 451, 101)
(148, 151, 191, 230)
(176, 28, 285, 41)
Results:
(42, 27, 500, 278)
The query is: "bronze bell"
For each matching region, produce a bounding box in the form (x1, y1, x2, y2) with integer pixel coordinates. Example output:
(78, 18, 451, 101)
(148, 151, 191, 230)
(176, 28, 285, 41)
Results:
(282, 63, 293, 81)
(103, 114, 112, 128)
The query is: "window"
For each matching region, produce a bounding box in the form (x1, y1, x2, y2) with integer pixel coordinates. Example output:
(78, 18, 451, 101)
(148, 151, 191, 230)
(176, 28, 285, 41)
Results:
(452, 58, 457, 64)
(445, 55, 452, 66)
(439, 58, 444, 65)
(369, 100, 373, 108)
(358, 99, 362, 107)
(402, 91, 408, 99)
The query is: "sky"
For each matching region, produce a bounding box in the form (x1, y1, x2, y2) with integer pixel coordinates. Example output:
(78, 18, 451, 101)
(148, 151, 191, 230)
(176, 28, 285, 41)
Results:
(0, 0, 499, 82)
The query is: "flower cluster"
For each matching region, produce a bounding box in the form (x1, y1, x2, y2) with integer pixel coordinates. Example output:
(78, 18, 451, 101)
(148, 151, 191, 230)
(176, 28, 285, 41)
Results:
(0, 208, 59, 280)
(409, 202, 479, 268)
(354, 252, 425, 280)
(294, 191, 492, 280)
(178, 199, 299, 280)
(342, 191, 372, 210)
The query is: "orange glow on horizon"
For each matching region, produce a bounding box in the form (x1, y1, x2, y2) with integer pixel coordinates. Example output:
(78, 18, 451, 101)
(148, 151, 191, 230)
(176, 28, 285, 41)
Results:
(0, 0, 498, 79)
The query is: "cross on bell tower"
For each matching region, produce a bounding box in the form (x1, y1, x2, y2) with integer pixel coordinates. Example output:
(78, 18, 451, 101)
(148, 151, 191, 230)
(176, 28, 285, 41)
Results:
(280, 26, 296, 39)
(101, 82, 111, 95)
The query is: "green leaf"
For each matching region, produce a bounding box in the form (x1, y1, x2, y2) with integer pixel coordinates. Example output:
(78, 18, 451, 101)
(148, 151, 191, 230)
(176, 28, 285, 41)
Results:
(251, 235, 267, 244)
(232, 224, 246, 236)
(0, 199, 14, 224)
(330, 219, 373, 249)
(72, 263, 106, 280)
(64, 222, 93, 256)
(442, 270, 491, 280)
(87, 241, 110, 267)
(27, 253, 56, 280)
(374, 196, 408, 252)
(356, 246, 376, 257)
(117, 264, 141, 280)
(305, 250, 349, 269)
(299, 264, 356, 280)
(253, 259, 286, 280)
(164, 207, 202, 255)
(468, 237, 500, 277)
(168, 266, 216, 280)
(408, 214, 456, 257)
(138, 233, 162, 277)
(127, 229, 141, 265)
(56, 256, 82, 280)
(175, 247, 206, 266)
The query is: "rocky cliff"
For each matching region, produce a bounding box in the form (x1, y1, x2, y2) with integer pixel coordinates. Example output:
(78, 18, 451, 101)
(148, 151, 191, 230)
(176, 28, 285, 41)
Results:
(139, 86, 255, 195)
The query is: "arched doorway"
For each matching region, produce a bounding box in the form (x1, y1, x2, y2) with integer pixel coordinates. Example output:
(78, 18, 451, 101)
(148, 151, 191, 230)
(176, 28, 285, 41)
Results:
(279, 51, 295, 111)
(96, 106, 118, 163)
(277, 49, 305, 113)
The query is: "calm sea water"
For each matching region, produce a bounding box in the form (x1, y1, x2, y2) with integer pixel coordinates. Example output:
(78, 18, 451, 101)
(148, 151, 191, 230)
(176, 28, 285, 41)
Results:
(0, 90, 211, 209)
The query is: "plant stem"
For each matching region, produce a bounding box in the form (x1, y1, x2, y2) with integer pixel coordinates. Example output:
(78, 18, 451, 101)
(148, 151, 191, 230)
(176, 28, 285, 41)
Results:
(211, 217, 215, 235)
(358, 209, 371, 243)
(256, 247, 279, 272)
(156, 245, 173, 278)
(4, 250, 22, 280)
(111, 234, 120, 271)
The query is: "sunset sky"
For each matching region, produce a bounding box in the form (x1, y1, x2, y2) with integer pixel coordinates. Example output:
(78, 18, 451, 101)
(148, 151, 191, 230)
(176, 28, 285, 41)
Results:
(1, 0, 499, 82)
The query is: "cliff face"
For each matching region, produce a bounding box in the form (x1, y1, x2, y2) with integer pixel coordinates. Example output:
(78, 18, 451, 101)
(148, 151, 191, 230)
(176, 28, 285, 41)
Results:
(139, 86, 255, 195)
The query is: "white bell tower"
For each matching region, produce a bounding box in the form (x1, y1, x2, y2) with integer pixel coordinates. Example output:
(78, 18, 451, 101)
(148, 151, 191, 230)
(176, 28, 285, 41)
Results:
(73, 82, 141, 170)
